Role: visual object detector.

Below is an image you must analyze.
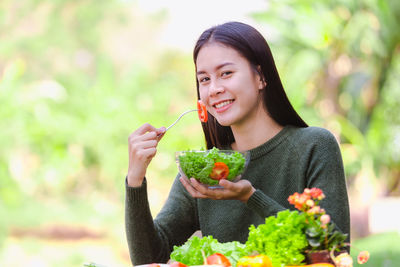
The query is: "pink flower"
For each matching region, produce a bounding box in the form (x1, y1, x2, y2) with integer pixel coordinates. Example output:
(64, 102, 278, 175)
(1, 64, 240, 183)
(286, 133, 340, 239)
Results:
(320, 214, 331, 225)
(357, 251, 370, 264)
(307, 206, 321, 215)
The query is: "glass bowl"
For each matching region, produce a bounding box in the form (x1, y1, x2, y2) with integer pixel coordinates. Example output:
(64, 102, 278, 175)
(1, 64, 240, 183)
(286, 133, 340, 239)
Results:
(175, 148, 250, 188)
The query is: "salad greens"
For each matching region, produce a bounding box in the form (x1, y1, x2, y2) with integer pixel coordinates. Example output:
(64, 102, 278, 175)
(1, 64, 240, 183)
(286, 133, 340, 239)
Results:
(178, 147, 247, 186)
(170, 210, 309, 267)
(245, 210, 308, 267)
(170, 236, 246, 266)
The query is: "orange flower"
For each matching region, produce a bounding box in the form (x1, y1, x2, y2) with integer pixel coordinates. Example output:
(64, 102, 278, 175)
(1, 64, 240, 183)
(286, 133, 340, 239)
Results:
(357, 251, 370, 264)
(288, 192, 300, 205)
(309, 188, 325, 200)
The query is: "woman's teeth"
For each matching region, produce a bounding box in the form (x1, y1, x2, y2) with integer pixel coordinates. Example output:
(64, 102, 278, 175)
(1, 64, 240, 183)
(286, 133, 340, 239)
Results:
(215, 100, 233, 109)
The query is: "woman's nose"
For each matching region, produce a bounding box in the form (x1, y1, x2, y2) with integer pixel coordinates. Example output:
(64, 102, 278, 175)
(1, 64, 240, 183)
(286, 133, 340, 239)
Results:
(209, 80, 225, 96)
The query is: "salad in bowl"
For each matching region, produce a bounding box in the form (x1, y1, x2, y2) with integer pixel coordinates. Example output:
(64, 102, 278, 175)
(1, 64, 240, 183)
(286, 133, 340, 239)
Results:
(176, 147, 250, 188)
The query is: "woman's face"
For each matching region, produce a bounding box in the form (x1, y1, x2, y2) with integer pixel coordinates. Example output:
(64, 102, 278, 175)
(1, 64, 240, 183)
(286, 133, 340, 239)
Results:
(196, 42, 265, 127)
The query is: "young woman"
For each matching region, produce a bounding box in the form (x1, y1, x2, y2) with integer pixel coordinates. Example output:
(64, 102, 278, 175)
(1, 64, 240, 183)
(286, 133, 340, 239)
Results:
(125, 21, 350, 265)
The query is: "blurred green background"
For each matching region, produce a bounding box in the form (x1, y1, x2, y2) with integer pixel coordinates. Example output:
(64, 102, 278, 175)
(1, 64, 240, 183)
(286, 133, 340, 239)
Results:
(1, 0, 399, 266)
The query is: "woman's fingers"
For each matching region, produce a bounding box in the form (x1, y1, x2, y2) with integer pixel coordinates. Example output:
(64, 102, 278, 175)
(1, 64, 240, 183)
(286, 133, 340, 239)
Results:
(135, 123, 158, 135)
(180, 177, 255, 202)
(156, 127, 166, 140)
(127, 124, 165, 187)
(179, 176, 208, 199)
(188, 178, 227, 200)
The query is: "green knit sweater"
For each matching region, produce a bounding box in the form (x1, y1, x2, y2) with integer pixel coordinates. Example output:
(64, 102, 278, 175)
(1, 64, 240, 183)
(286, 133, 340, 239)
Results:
(125, 126, 350, 265)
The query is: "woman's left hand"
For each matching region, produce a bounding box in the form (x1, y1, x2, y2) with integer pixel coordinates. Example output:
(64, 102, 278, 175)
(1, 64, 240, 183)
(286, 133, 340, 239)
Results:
(179, 176, 256, 203)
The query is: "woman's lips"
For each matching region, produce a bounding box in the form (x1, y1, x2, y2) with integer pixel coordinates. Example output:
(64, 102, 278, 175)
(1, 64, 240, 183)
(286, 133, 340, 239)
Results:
(213, 99, 234, 113)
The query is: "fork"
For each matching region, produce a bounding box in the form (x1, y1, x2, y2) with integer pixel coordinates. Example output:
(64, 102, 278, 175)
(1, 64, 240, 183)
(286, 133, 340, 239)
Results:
(165, 109, 199, 131)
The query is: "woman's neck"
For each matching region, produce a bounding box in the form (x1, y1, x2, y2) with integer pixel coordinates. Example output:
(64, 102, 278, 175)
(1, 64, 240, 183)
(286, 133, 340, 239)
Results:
(231, 112, 283, 151)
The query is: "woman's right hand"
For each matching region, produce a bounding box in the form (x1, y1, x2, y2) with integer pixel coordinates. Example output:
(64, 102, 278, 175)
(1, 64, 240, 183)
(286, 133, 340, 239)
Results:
(127, 123, 166, 187)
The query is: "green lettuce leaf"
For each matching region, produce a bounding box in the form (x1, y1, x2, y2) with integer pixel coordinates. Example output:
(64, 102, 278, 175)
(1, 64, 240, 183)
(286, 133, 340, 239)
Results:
(245, 210, 308, 267)
(178, 147, 246, 186)
(170, 236, 246, 266)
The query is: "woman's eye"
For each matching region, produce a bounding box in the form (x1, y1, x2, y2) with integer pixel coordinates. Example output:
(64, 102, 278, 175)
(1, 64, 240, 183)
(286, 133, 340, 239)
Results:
(199, 77, 210, 83)
(221, 71, 232, 77)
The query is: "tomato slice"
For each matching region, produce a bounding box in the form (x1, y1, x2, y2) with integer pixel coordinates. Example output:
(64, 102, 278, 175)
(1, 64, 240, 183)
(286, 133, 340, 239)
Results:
(209, 162, 229, 180)
(206, 253, 231, 267)
(197, 100, 208, 123)
(169, 262, 188, 267)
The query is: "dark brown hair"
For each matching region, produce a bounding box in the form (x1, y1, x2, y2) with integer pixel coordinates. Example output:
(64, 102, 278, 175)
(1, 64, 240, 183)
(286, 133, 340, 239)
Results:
(193, 21, 308, 149)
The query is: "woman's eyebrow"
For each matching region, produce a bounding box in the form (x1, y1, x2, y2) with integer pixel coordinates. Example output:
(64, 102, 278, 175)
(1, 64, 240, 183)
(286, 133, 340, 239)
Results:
(196, 62, 234, 75)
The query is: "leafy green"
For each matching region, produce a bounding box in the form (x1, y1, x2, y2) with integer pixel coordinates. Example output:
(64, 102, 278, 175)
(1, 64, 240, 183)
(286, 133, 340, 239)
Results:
(178, 147, 247, 185)
(170, 236, 246, 266)
(304, 218, 348, 252)
(245, 210, 308, 267)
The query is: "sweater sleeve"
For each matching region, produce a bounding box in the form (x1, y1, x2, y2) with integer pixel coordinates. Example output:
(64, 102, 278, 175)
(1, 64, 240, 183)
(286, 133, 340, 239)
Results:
(246, 189, 287, 217)
(125, 175, 199, 266)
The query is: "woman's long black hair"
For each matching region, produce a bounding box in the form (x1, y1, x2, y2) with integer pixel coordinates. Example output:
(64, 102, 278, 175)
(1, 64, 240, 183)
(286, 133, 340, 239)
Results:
(193, 21, 308, 149)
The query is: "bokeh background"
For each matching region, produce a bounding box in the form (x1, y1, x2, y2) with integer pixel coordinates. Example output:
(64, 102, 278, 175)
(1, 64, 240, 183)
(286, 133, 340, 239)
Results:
(1, 0, 400, 266)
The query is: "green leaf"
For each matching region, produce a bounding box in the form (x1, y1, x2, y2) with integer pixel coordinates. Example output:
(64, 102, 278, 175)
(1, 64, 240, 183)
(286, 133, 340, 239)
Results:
(306, 226, 321, 237)
(308, 237, 321, 248)
(245, 210, 308, 267)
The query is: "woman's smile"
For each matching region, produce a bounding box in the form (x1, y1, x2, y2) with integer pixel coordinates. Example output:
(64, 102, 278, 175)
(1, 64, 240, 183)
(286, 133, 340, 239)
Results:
(212, 99, 234, 113)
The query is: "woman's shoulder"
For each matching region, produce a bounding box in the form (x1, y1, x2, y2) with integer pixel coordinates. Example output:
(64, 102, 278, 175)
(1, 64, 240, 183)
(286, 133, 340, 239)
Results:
(287, 125, 339, 146)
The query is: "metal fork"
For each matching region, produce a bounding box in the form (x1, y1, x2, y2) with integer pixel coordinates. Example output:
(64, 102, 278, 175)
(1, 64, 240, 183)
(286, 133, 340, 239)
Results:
(165, 109, 199, 131)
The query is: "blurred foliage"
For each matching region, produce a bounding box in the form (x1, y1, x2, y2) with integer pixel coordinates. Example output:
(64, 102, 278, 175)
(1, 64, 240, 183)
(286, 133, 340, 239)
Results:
(0, 0, 201, 205)
(252, 0, 400, 197)
(351, 231, 400, 267)
(0, 0, 202, 263)
(1, 0, 400, 265)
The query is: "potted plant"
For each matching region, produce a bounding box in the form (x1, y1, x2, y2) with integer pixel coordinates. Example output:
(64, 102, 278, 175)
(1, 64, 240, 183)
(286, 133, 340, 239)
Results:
(288, 188, 370, 267)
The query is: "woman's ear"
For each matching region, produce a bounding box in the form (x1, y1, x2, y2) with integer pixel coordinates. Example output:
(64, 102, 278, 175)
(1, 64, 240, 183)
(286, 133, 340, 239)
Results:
(256, 66, 266, 90)
(259, 77, 266, 90)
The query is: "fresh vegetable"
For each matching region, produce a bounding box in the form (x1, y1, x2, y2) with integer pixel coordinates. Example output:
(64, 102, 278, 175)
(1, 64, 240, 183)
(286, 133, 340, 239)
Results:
(210, 162, 230, 180)
(286, 264, 334, 267)
(197, 100, 208, 122)
(244, 210, 308, 267)
(178, 147, 246, 186)
(236, 254, 272, 267)
(170, 236, 246, 267)
(169, 262, 188, 267)
(206, 253, 232, 266)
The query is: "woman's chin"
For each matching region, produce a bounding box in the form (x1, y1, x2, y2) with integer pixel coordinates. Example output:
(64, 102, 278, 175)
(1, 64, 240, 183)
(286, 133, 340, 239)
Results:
(215, 117, 234, 127)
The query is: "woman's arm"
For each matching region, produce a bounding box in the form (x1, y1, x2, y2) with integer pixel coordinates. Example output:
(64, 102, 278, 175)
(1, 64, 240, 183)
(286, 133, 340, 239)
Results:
(125, 175, 199, 265)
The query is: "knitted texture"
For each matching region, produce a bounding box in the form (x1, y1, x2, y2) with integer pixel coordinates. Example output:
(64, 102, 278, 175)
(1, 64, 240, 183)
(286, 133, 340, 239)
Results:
(125, 126, 350, 265)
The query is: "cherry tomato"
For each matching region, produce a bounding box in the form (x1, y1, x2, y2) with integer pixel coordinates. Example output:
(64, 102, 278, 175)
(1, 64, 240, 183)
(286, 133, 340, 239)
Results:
(206, 253, 231, 267)
(197, 100, 208, 123)
(169, 262, 188, 267)
(209, 162, 229, 180)
(236, 255, 272, 267)
(286, 264, 335, 267)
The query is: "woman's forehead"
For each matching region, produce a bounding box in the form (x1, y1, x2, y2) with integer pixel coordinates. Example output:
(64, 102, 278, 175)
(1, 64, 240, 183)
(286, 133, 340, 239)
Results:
(196, 43, 247, 70)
